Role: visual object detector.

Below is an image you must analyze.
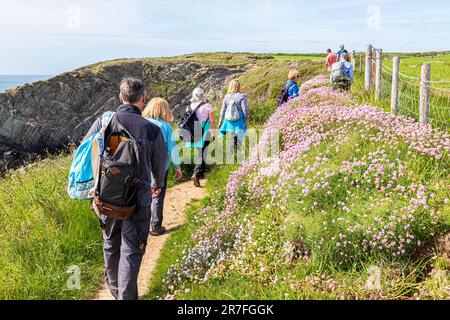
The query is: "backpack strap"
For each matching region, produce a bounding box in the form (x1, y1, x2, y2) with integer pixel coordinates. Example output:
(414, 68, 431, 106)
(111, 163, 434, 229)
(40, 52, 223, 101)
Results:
(191, 102, 210, 130)
(285, 81, 296, 91)
(189, 101, 207, 113)
(229, 96, 236, 106)
(101, 111, 115, 129)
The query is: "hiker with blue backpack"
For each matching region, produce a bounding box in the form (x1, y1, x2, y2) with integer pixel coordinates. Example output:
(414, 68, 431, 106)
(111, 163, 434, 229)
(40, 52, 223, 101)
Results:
(71, 77, 167, 300)
(142, 97, 182, 236)
(219, 79, 250, 155)
(277, 70, 300, 107)
(330, 52, 354, 92)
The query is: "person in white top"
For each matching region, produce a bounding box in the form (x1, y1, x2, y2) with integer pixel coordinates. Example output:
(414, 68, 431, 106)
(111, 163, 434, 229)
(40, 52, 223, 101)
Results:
(186, 87, 217, 187)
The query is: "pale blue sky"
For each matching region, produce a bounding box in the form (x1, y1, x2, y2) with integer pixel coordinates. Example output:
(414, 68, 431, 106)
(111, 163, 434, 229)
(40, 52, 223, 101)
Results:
(0, 0, 449, 74)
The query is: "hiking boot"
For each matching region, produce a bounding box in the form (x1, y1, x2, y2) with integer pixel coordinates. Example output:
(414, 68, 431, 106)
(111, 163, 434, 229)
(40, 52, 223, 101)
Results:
(150, 226, 166, 236)
(191, 175, 201, 187)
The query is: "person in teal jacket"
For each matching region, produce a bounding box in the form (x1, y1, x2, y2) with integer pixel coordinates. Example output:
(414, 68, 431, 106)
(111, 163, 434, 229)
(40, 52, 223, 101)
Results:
(219, 79, 250, 154)
(143, 97, 182, 236)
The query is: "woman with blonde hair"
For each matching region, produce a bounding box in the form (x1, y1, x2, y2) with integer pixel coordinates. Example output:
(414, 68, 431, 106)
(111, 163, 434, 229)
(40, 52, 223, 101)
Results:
(219, 79, 249, 153)
(185, 87, 217, 187)
(286, 70, 300, 98)
(143, 97, 182, 236)
(277, 70, 301, 107)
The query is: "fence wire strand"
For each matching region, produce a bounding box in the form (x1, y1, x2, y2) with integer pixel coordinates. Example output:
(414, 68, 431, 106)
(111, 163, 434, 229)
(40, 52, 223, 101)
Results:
(358, 53, 450, 131)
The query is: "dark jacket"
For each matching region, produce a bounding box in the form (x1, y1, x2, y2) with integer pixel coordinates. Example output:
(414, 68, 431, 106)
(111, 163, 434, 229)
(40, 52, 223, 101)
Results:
(83, 104, 168, 208)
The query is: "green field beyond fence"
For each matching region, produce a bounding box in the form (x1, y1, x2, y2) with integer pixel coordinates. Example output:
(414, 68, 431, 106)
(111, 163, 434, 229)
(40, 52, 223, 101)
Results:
(350, 51, 450, 131)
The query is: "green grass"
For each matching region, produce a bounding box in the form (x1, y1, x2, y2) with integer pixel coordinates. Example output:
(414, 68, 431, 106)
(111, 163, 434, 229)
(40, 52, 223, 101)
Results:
(233, 59, 323, 126)
(86, 52, 276, 74)
(0, 156, 103, 300)
(384, 54, 450, 88)
(272, 53, 325, 62)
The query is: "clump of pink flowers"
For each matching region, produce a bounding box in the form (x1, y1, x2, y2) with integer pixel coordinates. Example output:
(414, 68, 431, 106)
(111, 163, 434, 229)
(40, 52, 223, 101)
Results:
(162, 75, 450, 298)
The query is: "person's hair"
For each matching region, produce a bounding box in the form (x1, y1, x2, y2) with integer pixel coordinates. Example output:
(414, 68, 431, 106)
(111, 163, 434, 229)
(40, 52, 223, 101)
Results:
(339, 44, 345, 50)
(191, 87, 205, 103)
(120, 77, 146, 104)
(228, 79, 241, 94)
(142, 97, 174, 122)
(327, 48, 332, 53)
(288, 69, 300, 81)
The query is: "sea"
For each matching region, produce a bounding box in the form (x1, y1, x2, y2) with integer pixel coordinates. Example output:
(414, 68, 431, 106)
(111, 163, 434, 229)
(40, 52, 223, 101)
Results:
(0, 75, 52, 93)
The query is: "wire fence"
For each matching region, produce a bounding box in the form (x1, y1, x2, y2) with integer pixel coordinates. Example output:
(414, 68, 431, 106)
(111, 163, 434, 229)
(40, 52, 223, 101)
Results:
(353, 50, 450, 131)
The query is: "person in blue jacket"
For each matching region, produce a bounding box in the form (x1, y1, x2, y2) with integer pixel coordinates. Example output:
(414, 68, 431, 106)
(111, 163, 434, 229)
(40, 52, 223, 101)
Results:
(337, 44, 349, 60)
(143, 97, 182, 236)
(286, 69, 300, 99)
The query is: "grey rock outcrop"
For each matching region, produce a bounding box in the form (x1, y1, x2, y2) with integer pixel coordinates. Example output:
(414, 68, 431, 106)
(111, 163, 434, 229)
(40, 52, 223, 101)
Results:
(0, 59, 248, 173)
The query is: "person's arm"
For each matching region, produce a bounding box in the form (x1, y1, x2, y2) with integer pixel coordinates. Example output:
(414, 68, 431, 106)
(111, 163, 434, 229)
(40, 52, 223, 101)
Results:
(209, 111, 217, 130)
(82, 117, 102, 142)
(292, 84, 300, 97)
(167, 125, 182, 180)
(241, 95, 250, 122)
(150, 130, 169, 192)
(167, 126, 181, 168)
(219, 97, 227, 128)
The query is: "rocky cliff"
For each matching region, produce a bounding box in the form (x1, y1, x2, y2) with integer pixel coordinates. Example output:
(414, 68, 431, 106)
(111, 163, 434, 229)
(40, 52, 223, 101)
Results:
(0, 57, 250, 173)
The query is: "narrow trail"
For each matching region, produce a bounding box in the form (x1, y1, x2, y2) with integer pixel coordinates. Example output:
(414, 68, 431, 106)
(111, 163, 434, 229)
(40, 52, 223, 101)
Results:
(93, 180, 207, 300)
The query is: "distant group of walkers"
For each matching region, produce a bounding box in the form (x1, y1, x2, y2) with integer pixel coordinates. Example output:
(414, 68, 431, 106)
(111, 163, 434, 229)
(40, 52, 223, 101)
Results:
(326, 44, 354, 91)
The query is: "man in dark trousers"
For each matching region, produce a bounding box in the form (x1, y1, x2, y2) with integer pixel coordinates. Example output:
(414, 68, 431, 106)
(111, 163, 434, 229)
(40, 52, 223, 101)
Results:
(83, 77, 167, 300)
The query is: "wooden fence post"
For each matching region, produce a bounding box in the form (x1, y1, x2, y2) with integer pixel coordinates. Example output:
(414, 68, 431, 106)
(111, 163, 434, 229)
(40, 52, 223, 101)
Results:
(365, 44, 373, 91)
(391, 56, 400, 114)
(375, 49, 383, 101)
(372, 47, 377, 83)
(420, 63, 431, 124)
(359, 53, 363, 73)
(352, 50, 356, 70)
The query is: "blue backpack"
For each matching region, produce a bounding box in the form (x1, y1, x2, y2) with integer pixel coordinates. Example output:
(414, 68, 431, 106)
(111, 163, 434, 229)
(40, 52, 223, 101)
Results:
(67, 112, 115, 200)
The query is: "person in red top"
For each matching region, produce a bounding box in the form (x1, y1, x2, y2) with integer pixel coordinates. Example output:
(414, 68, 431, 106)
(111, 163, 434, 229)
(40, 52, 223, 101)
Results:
(325, 49, 338, 71)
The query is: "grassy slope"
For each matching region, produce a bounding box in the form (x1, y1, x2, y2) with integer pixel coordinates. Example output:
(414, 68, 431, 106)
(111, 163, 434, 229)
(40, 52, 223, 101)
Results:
(0, 53, 321, 300)
(146, 72, 449, 300)
(0, 156, 103, 300)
